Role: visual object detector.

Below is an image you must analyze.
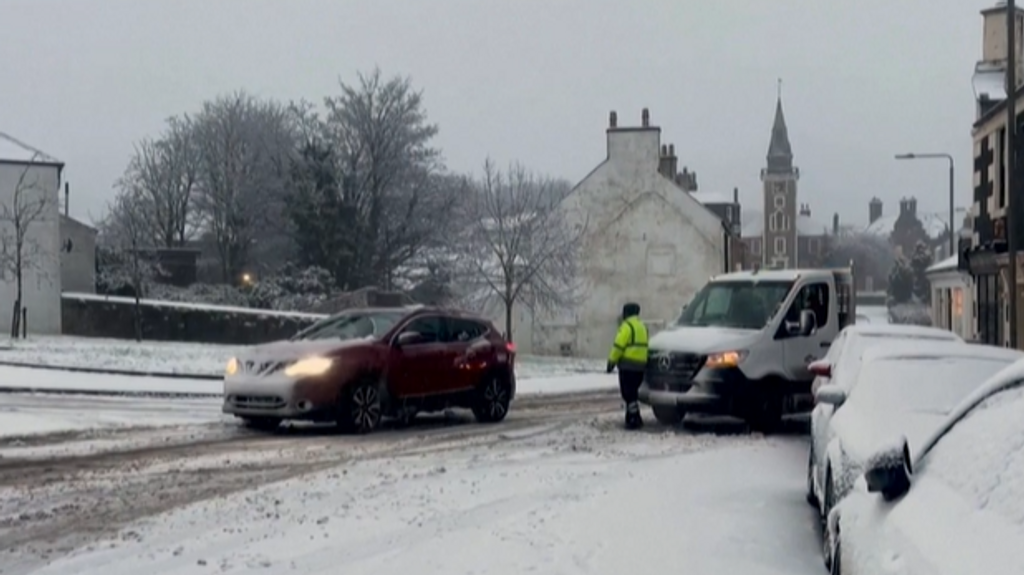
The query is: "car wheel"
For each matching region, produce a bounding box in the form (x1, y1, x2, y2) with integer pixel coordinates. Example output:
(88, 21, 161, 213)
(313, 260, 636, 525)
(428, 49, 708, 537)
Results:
(338, 380, 382, 434)
(472, 372, 511, 423)
(651, 405, 685, 426)
(806, 448, 819, 507)
(241, 417, 280, 431)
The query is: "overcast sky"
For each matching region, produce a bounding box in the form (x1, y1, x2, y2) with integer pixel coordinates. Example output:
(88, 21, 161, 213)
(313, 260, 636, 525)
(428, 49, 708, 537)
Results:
(0, 0, 992, 228)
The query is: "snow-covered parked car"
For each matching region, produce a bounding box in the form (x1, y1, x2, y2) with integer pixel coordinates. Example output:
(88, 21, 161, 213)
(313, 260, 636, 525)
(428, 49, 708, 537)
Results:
(825, 356, 1024, 575)
(807, 324, 963, 505)
(809, 340, 1023, 562)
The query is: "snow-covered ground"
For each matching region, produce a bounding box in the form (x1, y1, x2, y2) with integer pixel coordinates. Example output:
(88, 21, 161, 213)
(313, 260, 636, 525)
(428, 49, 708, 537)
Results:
(0, 336, 605, 379)
(0, 367, 619, 439)
(1, 407, 823, 575)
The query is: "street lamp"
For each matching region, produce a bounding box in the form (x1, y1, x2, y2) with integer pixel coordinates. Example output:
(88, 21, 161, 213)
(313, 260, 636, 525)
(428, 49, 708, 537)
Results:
(894, 153, 956, 258)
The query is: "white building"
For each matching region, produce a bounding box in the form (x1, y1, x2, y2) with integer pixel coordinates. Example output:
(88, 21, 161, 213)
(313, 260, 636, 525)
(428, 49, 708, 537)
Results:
(926, 254, 974, 341)
(517, 108, 730, 358)
(0, 132, 64, 335)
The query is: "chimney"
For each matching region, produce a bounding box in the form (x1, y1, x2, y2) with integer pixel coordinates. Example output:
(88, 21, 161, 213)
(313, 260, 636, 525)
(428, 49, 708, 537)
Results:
(899, 197, 909, 217)
(606, 108, 660, 161)
(658, 145, 672, 178)
(668, 144, 678, 176)
(869, 197, 883, 224)
(832, 212, 839, 235)
(641, 108, 650, 127)
(609, 110, 617, 128)
(733, 187, 739, 204)
(64, 181, 69, 217)
(799, 203, 811, 217)
(908, 197, 917, 217)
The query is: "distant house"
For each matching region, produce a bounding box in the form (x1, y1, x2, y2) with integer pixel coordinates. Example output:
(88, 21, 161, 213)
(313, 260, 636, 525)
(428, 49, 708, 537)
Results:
(511, 108, 734, 358)
(0, 131, 64, 335)
(863, 196, 968, 261)
(926, 255, 974, 341)
(59, 214, 97, 294)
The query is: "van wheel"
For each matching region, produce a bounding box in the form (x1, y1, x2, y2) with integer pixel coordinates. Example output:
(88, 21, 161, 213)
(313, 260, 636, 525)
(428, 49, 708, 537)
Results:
(338, 380, 382, 434)
(651, 405, 685, 426)
(744, 395, 784, 434)
(472, 372, 511, 423)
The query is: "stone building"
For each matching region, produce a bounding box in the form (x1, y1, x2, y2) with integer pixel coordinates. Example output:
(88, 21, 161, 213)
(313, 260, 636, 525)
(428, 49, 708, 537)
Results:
(739, 92, 829, 268)
(506, 109, 737, 357)
(962, 1, 1024, 348)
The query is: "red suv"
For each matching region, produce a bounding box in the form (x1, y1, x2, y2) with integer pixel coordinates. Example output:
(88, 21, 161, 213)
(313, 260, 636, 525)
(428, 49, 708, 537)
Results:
(222, 306, 517, 433)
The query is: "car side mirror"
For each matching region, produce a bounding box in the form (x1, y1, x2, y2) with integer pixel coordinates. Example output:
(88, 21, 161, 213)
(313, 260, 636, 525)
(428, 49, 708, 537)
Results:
(864, 436, 913, 501)
(815, 383, 846, 407)
(395, 331, 425, 347)
(808, 359, 832, 378)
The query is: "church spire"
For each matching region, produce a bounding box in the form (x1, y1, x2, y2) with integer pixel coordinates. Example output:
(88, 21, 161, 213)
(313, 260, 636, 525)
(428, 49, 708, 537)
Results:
(766, 79, 794, 173)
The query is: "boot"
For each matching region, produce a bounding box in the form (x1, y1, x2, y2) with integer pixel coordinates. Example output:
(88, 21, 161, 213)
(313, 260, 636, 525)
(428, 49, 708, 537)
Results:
(624, 402, 644, 430)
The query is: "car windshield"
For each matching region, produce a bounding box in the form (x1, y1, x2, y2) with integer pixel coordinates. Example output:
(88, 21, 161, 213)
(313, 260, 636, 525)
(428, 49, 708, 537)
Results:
(850, 356, 1017, 415)
(676, 280, 793, 330)
(292, 311, 406, 341)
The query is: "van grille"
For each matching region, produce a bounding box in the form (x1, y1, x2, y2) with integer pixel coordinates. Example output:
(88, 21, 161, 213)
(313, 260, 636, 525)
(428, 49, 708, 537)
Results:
(242, 360, 285, 375)
(645, 352, 705, 390)
(228, 394, 286, 409)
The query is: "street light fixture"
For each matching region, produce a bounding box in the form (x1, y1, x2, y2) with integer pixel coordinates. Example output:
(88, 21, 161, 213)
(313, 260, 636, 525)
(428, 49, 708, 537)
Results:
(894, 152, 956, 258)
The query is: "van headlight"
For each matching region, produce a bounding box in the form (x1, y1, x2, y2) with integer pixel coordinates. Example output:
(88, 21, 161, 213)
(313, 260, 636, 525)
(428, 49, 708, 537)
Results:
(284, 356, 333, 378)
(704, 350, 748, 369)
(225, 357, 239, 376)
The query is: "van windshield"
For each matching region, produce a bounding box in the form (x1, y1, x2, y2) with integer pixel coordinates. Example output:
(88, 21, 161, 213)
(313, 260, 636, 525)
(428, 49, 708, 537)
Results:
(292, 311, 407, 341)
(677, 281, 794, 330)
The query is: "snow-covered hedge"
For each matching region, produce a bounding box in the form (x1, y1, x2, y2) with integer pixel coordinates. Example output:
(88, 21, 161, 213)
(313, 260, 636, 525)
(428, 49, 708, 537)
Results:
(61, 293, 326, 345)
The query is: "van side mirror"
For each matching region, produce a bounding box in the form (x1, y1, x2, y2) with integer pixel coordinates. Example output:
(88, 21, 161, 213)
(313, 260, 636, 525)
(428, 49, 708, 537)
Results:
(864, 436, 913, 501)
(799, 309, 816, 336)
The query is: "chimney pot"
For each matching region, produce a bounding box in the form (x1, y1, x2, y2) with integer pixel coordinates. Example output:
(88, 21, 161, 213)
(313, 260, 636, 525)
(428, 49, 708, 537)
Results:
(668, 144, 675, 156)
(641, 108, 650, 127)
(661, 144, 667, 156)
(609, 111, 617, 128)
(733, 187, 738, 204)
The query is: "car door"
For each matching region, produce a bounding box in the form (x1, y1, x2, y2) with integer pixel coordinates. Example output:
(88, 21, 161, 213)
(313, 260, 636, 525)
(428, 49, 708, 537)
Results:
(780, 280, 834, 380)
(862, 383, 1024, 574)
(437, 317, 488, 394)
(388, 315, 448, 398)
(811, 331, 849, 491)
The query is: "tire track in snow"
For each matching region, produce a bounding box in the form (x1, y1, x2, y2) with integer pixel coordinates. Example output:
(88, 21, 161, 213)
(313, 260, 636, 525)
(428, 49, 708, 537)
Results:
(0, 390, 619, 572)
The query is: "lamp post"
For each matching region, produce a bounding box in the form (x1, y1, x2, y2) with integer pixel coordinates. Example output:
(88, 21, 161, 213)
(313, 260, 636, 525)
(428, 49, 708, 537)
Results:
(894, 152, 956, 258)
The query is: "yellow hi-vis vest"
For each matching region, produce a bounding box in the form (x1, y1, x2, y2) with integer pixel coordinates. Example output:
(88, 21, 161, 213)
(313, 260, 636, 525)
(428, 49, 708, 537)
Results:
(608, 315, 649, 371)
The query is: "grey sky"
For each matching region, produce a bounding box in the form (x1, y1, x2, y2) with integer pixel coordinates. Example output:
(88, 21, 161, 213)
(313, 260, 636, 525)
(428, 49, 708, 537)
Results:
(1, 0, 987, 229)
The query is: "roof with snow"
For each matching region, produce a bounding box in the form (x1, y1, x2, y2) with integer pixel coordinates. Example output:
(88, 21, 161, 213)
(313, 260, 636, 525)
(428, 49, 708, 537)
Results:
(740, 209, 830, 238)
(864, 207, 967, 240)
(0, 131, 62, 165)
(689, 191, 736, 205)
(926, 254, 960, 274)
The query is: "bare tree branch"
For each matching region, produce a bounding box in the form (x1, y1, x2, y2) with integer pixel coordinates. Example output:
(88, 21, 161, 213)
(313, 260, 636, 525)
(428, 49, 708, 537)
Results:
(0, 156, 55, 337)
(456, 159, 586, 340)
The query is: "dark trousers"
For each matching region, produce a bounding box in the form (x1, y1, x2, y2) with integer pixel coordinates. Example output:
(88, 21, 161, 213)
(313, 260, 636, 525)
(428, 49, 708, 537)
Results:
(618, 369, 644, 404)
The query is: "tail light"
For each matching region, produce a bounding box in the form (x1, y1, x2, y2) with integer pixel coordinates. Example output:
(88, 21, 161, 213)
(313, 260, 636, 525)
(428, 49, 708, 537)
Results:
(506, 342, 516, 354)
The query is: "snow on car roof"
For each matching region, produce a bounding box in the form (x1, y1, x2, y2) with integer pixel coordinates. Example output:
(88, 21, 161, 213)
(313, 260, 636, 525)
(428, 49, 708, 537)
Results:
(842, 323, 960, 340)
(862, 340, 1024, 364)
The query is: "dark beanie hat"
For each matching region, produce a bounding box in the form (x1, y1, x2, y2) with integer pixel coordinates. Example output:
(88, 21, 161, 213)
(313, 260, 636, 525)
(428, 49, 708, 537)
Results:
(622, 302, 641, 317)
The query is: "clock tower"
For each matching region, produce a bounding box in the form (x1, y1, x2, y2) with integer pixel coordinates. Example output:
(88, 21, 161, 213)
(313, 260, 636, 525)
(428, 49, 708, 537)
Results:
(760, 82, 799, 269)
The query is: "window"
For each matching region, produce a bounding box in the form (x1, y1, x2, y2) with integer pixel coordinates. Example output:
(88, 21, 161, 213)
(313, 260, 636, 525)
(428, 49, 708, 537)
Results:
(921, 383, 1024, 526)
(401, 316, 445, 344)
(774, 237, 787, 255)
(677, 280, 793, 330)
(785, 282, 830, 328)
(448, 318, 488, 342)
(769, 212, 791, 232)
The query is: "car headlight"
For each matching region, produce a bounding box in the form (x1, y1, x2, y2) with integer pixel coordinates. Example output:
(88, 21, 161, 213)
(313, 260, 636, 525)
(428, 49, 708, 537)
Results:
(284, 356, 333, 378)
(225, 357, 239, 376)
(704, 350, 748, 369)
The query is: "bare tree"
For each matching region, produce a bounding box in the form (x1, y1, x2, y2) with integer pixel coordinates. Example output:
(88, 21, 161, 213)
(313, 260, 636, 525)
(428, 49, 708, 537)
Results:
(322, 67, 452, 289)
(97, 186, 161, 341)
(0, 156, 55, 338)
(115, 116, 201, 248)
(191, 92, 296, 283)
(459, 159, 586, 341)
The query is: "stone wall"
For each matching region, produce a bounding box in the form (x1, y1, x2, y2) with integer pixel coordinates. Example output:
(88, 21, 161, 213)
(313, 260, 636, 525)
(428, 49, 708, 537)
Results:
(61, 294, 324, 345)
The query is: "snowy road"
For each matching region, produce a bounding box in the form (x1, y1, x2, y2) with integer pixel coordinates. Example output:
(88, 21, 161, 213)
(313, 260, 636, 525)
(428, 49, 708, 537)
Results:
(0, 392, 824, 575)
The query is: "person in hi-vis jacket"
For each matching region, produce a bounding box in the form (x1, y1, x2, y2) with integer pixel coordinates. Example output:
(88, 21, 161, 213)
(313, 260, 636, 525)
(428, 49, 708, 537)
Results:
(606, 302, 649, 430)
